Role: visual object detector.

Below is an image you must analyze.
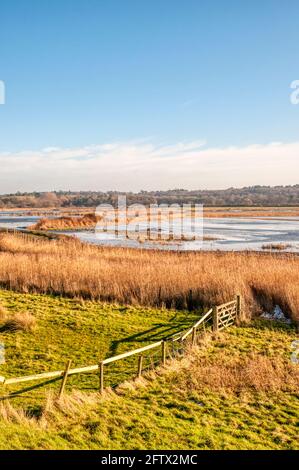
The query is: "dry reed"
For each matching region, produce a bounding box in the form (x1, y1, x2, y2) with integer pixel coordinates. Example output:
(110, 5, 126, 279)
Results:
(0, 233, 298, 323)
(181, 353, 299, 394)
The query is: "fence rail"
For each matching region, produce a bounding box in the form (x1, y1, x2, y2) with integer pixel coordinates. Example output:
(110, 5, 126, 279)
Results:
(0, 295, 242, 399)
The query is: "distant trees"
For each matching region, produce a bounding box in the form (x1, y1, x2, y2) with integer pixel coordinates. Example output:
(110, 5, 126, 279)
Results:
(0, 185, 299, 208)
(38, 192, 60, 207)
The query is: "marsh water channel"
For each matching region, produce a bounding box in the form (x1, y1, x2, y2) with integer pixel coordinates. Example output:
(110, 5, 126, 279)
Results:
(0, 212, 298, 252)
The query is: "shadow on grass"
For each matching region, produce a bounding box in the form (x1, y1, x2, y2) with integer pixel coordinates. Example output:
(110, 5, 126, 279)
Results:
(0, 376, 62, 400)
(106, 312, 199, 358)
(0, 376, 63, 419)
(0, 311, 203, 410)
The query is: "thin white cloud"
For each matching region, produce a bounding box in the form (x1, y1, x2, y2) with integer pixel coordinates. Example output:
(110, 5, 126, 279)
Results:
(0, 140, 298, 193)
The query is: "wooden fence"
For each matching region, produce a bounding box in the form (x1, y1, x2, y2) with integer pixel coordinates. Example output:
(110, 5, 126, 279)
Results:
(0, 295, 242, 400)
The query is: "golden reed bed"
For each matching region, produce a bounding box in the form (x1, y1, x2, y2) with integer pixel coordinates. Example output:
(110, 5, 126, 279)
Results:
(0, 233, 298, 323)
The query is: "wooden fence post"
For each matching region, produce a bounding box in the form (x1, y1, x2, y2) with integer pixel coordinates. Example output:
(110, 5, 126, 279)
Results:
(192, 327, 196, 345)
(236, 294, 242, 320)
(137, 355, 143, 378)
(212, 306, 219, 332)
(58, 359, 72, 399)
(162, 341, 166, 365)
(99, 361, 104, 394)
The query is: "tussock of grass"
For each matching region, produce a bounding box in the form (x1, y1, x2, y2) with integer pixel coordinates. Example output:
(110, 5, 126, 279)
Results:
(29, 214, 100, 231)
(173, 346, 299, 394)
(0, 312, 36, 333)
(0, 233, 298, 323)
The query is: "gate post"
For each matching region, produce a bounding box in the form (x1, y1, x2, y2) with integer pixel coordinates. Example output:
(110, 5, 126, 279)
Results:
(236, 294, 242, 319)
(212, 306, 219, 332)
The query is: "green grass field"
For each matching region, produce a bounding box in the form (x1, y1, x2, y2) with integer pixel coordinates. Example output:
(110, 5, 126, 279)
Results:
(0, 289, 199, 409)
(0, 289, 298, 450)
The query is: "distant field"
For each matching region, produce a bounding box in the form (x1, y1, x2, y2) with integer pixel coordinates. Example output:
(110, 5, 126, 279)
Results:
(0, 320, 297, 450)
(203, 206, 299, 218)
(1, 205, 299, 219)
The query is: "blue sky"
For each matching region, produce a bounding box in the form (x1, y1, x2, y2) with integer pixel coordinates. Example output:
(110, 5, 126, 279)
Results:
(0, 0, 298, 191)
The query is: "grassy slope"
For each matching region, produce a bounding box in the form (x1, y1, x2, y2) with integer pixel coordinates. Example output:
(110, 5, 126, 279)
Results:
(0, 290, 198, 407)
(0, 312, 298, 450)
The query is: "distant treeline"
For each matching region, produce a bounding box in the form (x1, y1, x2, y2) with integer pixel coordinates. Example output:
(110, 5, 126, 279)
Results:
(1, 185, 299, 208)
